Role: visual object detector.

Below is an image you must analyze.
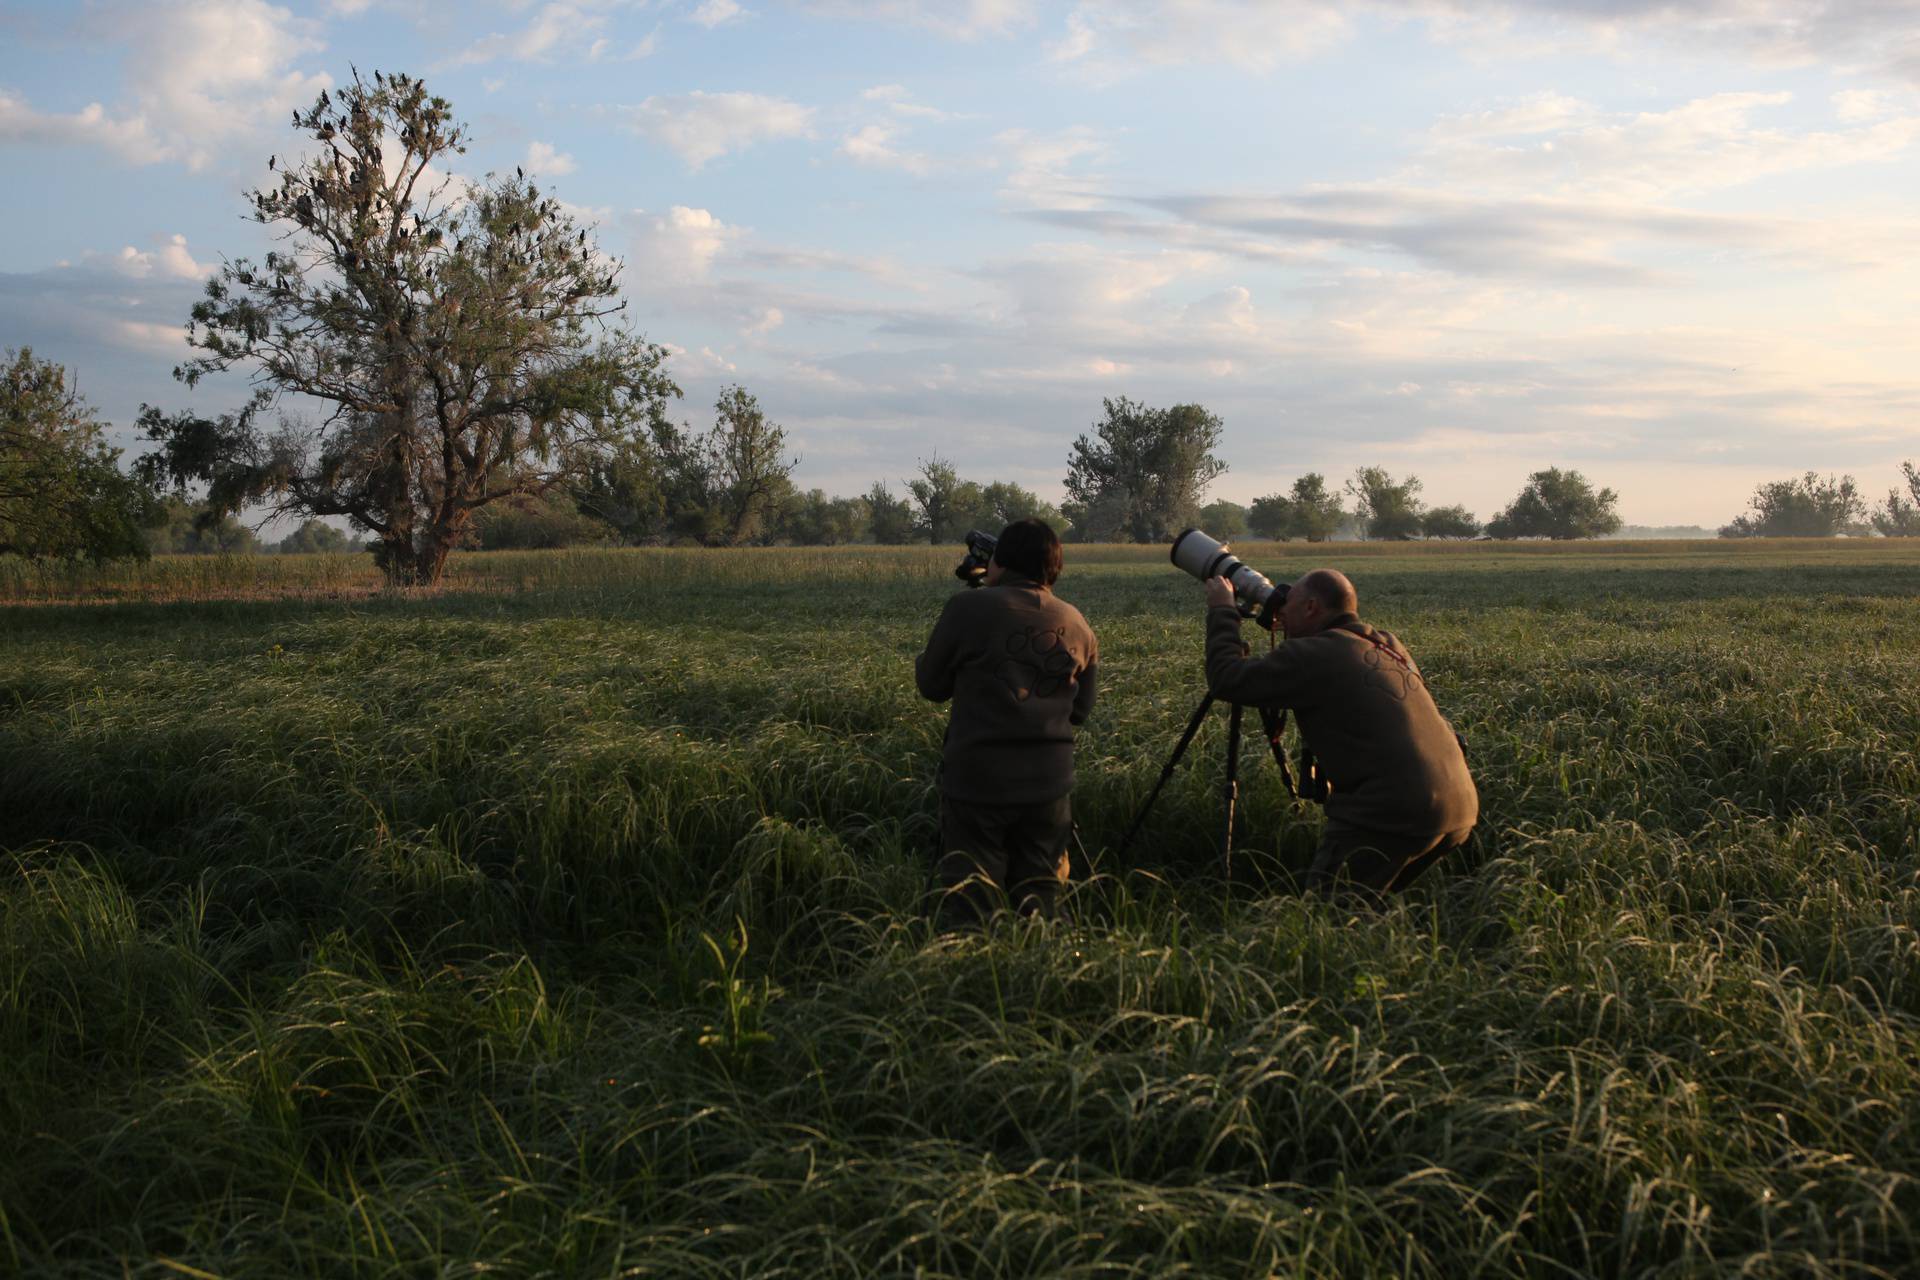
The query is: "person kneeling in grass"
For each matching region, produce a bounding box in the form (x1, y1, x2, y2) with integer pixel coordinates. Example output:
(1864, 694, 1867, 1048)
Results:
(915, 519, 1099, 926)
(1202, 567, 1477, 900)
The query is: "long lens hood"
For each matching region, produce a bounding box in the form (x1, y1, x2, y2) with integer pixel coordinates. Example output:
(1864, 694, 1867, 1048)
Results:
(1170, 527, 1203, 566)
(1170, 527, 1235, 580)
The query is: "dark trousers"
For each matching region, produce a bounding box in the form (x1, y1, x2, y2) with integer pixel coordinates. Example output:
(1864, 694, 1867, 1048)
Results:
(1308, 821, 1472, 901)
(935, 794, 1073, 927)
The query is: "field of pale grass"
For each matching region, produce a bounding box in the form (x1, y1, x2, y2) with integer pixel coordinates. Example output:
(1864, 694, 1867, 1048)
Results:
(2, 539, 1918, 1277)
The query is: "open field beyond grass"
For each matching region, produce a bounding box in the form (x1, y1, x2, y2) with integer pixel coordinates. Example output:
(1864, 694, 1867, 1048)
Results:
(3, 539, 1919, 1277)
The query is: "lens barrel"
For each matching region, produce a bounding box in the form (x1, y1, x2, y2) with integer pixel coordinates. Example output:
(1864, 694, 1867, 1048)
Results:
(1170, 527, 1287, 622)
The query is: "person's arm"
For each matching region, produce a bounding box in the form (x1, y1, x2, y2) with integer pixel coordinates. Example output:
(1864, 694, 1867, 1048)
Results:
(1204, 603, 1316, 707)
(914, 596, 963, 702)
(1070, 632, 1099, 725)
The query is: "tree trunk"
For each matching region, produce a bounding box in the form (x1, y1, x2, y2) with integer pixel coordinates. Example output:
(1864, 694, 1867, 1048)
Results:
(374, 533, 425, 587)
(373, 529, 453, 587)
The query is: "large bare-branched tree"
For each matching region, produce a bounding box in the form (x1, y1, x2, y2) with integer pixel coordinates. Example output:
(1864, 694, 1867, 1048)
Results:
(140, 70, 679, 585)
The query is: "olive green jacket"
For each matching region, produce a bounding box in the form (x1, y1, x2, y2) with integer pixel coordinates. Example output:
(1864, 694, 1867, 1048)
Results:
(916, 574, 1099, 805)
(1205, 606, 1477, 839)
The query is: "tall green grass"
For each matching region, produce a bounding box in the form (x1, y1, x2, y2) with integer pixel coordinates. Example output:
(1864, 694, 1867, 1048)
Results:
(3, 541, 1918, 1276)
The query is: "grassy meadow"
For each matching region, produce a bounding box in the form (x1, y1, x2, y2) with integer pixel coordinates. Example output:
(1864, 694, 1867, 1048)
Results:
(3, 538, 1919, 1277)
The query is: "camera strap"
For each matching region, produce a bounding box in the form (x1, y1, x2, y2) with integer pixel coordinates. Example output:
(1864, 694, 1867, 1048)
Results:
(1335, 621, 1423, 688)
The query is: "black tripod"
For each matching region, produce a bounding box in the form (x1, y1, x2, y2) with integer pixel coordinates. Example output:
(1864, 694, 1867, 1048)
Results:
(1116, 623, 1303, 877)
(1116, 695, 1296, 877)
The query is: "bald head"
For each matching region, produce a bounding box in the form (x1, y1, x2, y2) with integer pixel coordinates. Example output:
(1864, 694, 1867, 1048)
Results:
(1293, 568, 1357, 615)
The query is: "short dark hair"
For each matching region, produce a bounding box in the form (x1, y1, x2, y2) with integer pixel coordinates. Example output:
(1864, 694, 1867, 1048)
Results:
(994, 518, 1063, 586)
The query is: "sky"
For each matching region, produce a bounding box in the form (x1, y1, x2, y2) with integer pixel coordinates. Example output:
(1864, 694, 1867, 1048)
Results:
(3, 0, 1919, 527)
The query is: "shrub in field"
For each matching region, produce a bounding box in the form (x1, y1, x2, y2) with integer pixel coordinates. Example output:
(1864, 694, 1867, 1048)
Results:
(0, 348, 156, 561)
(272, 518, 352, 555)
(866, 481, 919, 544)
(1485, 466, 1623, 540)
(1720, 472, 1866, 537)
(1346, 465, 1425, 540)
(473, 490, 616, 550)
(1873, 461, 1920, 536)
(1420, 503, 1479, 539)
(1249, 473, 1345, 542)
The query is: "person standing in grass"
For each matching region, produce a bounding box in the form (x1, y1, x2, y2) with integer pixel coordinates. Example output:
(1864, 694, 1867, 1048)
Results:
(1202, 567, 1477, 899)
(916, 519, 1099, 925)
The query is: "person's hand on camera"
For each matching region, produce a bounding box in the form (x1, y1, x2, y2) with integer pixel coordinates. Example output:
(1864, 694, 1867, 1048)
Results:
(1204, 576, 1235, 609)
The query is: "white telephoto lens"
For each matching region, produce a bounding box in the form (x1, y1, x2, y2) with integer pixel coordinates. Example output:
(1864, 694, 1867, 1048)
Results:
(1170, 528, 1230, 580)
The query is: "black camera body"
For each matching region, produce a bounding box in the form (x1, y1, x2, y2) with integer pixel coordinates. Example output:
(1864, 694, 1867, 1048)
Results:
(955, 529, 997, 588)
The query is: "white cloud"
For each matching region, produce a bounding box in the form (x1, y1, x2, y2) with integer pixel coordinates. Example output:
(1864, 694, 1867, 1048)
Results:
(526, 140, 578, 176)
(1429, 91, 1596, 141)
(689, 0, 744, 27)
(818, 0, 1920, 85)
(738, 244, 932, 292)
(1416, 91, 1920, 202)
(742, 307, 785, 335)
(628, 205, 745, 283)
(974, 242, 1217, 328)
(448, 0, 632, 67)
(624, 91, 814, 168)
(0, 92, 161, 164)
(1050, 0, 1351, 74)
(96, 234, 212, 281)
(798, 0, 1038, 40)
(1833, 89, 1900, 122)
(1402, 0, 1920, 88)
(2, 0, 330, 170)
(1048, 11, 1097, 63)
(1137, 188, 1768, 283)
(994, 126, 1110, 209)
(1182, 284, 1257, 331)
(839, 123, 932, 174)
(125, 0, 330, 169)
(835, 86, 971, 175)
(112, 318, 195, 355)
(0, 245, 220, 418)
(860, 84, 962, 121)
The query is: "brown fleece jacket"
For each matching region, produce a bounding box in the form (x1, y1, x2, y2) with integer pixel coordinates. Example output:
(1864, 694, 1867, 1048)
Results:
(916, 574, 1099, 805)
(1205, 606, 1478, 839)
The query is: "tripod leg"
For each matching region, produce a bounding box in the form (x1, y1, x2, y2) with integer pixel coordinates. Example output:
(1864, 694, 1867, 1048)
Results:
(1221, 701, 1245, 878)
(1116, 693, 1214, 859)
(1256, 704, 1297, 797)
